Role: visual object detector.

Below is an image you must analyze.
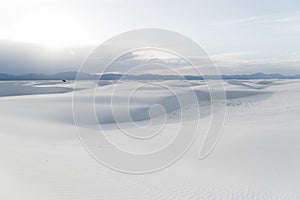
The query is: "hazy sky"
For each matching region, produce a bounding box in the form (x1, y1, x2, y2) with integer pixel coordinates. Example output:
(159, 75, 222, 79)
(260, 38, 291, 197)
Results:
(0, 0, 300, 75)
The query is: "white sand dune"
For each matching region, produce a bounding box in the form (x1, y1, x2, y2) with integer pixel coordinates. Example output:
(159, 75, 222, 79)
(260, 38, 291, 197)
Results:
(0, 81, 74, 97)
(0, 79, 299, 199)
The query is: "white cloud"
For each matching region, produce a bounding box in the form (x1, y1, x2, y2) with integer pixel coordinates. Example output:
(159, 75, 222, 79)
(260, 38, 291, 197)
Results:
(212, 12, 300, 32)
(210, 51, 300, 75)
(218, 12, 300, 25)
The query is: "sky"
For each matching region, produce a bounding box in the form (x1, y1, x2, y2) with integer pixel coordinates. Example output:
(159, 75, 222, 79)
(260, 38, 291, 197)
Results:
(0, 0, 300, 75)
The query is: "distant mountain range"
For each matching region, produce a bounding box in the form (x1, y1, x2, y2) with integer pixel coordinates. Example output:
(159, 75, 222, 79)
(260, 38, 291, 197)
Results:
(0, 72, 299, 80)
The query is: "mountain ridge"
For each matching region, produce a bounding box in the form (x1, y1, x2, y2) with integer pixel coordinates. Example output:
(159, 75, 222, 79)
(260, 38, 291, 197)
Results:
(0, 71, 299, 80)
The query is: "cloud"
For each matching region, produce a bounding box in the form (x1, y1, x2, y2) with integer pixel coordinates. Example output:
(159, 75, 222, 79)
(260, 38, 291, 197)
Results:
(213, 12, 300, 26)
(211, 51, 300, 75)
(212, 12, 300, 32)
(212, 51, 300, 67)
(98, 49, 300, 76)
(0, 40, 91, 74)
(0, 40, 299, 76)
